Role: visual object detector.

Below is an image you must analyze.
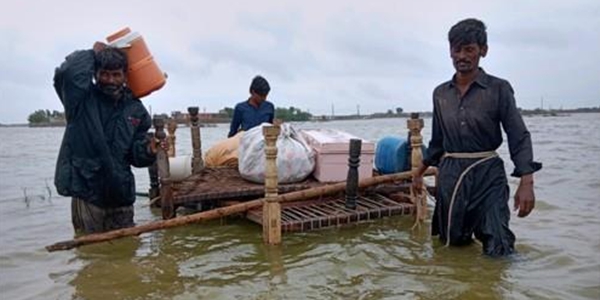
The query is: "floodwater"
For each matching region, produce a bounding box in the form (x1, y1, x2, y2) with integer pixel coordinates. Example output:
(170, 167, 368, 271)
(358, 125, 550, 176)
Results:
(0, 115, 599, 300)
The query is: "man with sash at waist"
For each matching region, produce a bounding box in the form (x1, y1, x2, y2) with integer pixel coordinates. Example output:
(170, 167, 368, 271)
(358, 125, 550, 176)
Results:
(412, 18, 542, 256)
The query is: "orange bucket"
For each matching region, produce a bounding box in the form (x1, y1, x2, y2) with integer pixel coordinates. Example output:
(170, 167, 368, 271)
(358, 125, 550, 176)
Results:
(106, 27, 166, 98)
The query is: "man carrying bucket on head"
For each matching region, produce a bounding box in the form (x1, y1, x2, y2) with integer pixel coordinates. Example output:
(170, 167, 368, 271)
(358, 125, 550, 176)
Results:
(53, 41, 164, 234)
(412, 19, 542, 256)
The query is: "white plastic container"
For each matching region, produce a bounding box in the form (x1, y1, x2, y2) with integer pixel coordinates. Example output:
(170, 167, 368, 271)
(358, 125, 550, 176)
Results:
(169, 155, 192, 181)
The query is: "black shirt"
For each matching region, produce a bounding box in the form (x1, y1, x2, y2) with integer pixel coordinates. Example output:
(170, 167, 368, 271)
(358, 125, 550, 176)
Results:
(423, 69, 542, 177)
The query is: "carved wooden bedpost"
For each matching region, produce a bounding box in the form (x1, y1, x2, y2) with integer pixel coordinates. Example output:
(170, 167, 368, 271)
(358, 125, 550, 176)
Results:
(154, 115, 175, 219)
(407, 113, 426, 223)
(345, 139, 362, 209)
(147, 132, 160, 203)
(407, 113, 424, 170)
(166, 118, 178, 158)
(187, 106, 204, 174)
(263, 125, 281, 245)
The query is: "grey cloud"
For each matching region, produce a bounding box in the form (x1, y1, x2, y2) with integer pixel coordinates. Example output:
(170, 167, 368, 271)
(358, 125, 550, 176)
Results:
(494, 26, 570, 50)
(320, 13, 436, 78)
(236, 10, 301, 49)
(189, 37, 316, 82)
(179, 10, 320, 82)
(1, 0, 599, 123)
(156, 48, 213, 83)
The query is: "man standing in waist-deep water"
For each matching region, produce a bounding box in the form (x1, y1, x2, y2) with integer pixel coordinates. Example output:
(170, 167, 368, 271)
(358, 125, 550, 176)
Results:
(53, 42, 161, 234)
(228, 75, 275, 138)
(412, 18, 542, 256)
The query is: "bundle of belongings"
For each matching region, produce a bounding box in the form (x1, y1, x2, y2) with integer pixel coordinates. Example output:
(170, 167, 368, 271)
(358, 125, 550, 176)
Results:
(205, 131, 244, 168)
(238, 123, 315, 183)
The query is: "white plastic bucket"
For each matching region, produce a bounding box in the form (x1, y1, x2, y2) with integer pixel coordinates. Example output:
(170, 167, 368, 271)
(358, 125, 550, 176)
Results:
(169, 155, 193, 181)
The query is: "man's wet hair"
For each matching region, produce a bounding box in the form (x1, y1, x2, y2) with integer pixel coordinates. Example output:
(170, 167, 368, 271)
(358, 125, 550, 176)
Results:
(250, 75, 270, 96)
(95, 47, 128, 72)
(448, 18, 487, 48)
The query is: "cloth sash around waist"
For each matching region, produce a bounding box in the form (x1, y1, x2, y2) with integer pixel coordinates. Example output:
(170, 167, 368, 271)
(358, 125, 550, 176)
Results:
(442, 151, 498, 159)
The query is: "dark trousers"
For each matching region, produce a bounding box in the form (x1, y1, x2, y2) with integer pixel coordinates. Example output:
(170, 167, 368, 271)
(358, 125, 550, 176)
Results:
(71, 198, 134, 234)
(433, 157, 516, 256)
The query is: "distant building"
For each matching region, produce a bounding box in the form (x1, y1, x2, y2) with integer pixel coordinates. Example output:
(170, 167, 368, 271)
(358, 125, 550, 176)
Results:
(169, 110, 231, 124)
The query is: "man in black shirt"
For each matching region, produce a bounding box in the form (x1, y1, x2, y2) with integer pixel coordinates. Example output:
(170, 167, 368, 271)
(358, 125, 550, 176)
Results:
(412, 18, 542, 256)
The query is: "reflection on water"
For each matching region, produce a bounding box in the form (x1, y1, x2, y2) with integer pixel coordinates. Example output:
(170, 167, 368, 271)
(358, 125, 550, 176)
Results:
(66, 218, 514, 299)
(0, 114, 599, 299)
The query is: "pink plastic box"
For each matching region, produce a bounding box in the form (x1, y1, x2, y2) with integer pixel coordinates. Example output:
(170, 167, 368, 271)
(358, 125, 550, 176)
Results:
(301, 129, 375, 182)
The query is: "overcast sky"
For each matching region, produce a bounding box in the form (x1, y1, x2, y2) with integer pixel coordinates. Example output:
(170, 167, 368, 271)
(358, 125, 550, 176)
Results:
(1, 0, 599, 123)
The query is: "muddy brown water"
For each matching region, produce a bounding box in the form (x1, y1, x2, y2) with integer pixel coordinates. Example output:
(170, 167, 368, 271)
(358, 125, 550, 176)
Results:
(1, 115, 599, 299)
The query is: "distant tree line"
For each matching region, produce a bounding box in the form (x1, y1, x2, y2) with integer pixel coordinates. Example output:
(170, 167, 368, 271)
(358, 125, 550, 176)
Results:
(275, 106, 312, 121)
(220, 106, 313, 122)
(518, 106, 600, 116)
(25, 105, 599, 127)
(27, 109, 65, 125)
